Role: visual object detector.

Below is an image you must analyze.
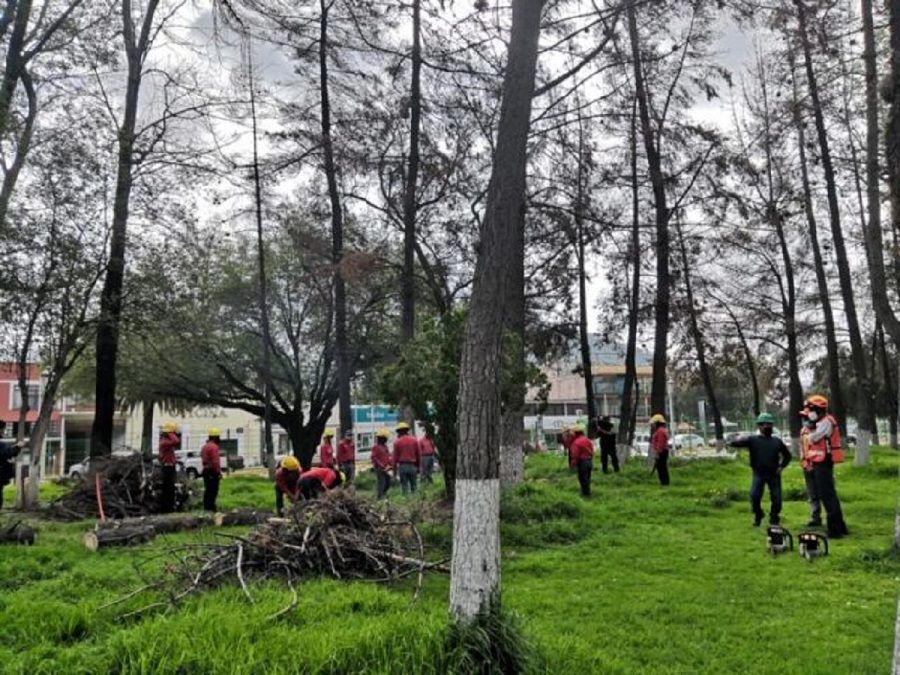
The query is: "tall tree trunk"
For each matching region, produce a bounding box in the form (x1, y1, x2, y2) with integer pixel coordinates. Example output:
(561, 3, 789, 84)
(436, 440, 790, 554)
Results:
(619, 98, 640, 449)
(246, 36, 275, 477)
(0, 0, 30, 140)
(140, 399, 155, 458)
(795, 0, 874, 464)
(627, 0, 669, 417)
(788, 44, 848, 441)
(879, 324, 899, 448)
(862, 0, 900, 350)
(21, 376, 59, 509)
(319, 0, 352, 437)
(91, 0, 161, 458)
(758, 52, 803, 450)
(401, 0, 421, 343)
(674, 219, 723, 449)
(575, 114, 597, 437)
(452, 0, 544, 621)
(0, 68, 35, 229)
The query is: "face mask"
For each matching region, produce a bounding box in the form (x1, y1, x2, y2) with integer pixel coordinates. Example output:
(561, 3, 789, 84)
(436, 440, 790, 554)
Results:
(761, 426, 773, 437)
(808, 411, 818, 422)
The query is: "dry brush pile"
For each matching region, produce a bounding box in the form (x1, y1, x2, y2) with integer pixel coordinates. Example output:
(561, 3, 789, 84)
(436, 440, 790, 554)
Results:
(115, 489, 445, 619)
(47, 455, 193, 520)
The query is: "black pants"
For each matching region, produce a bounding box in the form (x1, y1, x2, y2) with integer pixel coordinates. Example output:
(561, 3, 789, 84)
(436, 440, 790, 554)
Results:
(375, 468, 391, 498)
(161, 465, 176, 513)
(339, 462, 355, 483)
(600, 445, 619, 473)
(655, 450, 670, 486)
(298, 477, 324, 500)
(576, 459, 593, 496)
(275, 485, 288, 515)
(202, 469, 220, 512)
(812, 460, 848, 536)
(750, 472, 782, 523)
(0, 479, 8, 509)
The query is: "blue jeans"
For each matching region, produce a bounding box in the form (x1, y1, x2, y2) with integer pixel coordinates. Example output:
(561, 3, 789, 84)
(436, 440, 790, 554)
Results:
(420, 455, 435, 483)
(398, 463, 417, 495)
(750, 472, 782, 523)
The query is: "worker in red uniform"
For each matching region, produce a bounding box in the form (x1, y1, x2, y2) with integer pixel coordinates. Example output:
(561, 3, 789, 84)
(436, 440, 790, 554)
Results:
(650, 414, 670, 486)
(337, 430, 356, 483)
(274, 455, 302, 515)
(419, 430, 436, 484)
(318, 428, 335, 468)
(371, 428, 394, 498)
(200, 427, 223, 512)
(158, 421, 180, 513)
(392, 422, 420, 495)
(298, 466, 344, 500)
(569, 423, 595, 497)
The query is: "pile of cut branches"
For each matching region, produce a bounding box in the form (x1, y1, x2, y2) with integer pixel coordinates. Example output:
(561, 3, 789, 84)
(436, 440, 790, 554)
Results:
(116, 489, 444, 619)
(47, 455, 193, 520)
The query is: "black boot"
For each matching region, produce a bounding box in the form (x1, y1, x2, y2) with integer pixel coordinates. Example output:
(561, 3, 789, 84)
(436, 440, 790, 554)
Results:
(807, 518, 823, 528)
(827, 518, 848, 539)
(753, 512, 764, 527)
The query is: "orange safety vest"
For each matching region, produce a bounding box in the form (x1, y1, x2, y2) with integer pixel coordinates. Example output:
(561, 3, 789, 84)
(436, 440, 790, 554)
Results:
(808, 414, 844, 464)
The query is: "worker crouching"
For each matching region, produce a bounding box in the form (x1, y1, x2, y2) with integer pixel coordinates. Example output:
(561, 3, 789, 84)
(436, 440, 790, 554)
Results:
(569, 423, 595, 497)
(297, 466, 344, 500)
(274, 456, 302, 516)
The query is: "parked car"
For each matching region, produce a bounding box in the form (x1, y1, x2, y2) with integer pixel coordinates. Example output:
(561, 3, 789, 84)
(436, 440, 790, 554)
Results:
(673, 433, 706, 451)
(67, 449, 142, 480)
(175, 448, 227, 480)
(633, 433, 651, 456)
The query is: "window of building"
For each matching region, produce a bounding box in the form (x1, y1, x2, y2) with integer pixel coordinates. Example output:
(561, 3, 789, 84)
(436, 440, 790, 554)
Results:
(11, 384, 39, 410)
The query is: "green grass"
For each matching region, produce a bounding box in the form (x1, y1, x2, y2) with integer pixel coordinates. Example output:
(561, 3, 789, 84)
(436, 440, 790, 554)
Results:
(0, 449, 897, 674)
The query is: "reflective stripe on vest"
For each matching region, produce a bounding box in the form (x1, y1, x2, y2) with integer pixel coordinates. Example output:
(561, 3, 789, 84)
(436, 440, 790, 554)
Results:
(809, 414, 841, 463)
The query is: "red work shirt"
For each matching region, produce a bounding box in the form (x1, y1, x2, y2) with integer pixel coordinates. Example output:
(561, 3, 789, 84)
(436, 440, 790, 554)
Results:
(319, 442, 335, 468)
(561, 432, 574, 451)
(651, 427, 669, 455)
(275, 467, 301, 501)
(419, 437, 436, 456)
(158, 433, 180, 466)
(570, 435, 595, 465)
(200, 440, 222, 475)
(301, 467, 338, 489)
(371, 442, 393, 471)
(393, 435, 420, 466)
(337, 439, 355, 464)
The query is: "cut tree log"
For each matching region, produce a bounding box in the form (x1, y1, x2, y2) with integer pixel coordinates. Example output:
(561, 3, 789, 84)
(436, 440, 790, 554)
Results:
(84, 525, 156, 551)
(0, 521, 35, 545)
(214, 509, 273, 527)
(97, 513, 213, 534)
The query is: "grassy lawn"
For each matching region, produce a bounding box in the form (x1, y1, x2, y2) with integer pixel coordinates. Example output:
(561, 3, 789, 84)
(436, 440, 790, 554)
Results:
(0, 449, 897, 674)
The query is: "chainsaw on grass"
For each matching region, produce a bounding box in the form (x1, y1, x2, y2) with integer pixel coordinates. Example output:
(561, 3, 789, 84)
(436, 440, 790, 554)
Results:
(798, 531, 829, 561)
(766, 525, 793, 555)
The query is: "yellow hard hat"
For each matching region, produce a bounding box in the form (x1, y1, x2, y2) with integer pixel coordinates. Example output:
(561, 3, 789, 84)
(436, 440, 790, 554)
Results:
(395, 422, 411, 431)
(208, 427, 221, 437)
(562, 424, 571, 432)
(573, 423, 586, 433)
(281, 456, 300, 471)
(323, 428, 336, 438)
(376, 428, 390, 438)
(649, 414, 667, 424)
(162, 422, 177, 433)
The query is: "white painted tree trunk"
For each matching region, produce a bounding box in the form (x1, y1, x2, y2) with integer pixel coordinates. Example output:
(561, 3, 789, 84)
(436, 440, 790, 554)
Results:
(617, 442, 631, 463)
(450, 479, 501, 619)
(893, 597, 900, 675)
(854, 429, 871, 466)
(715, 438, 725, 454)
(790, 437, 800, 458)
